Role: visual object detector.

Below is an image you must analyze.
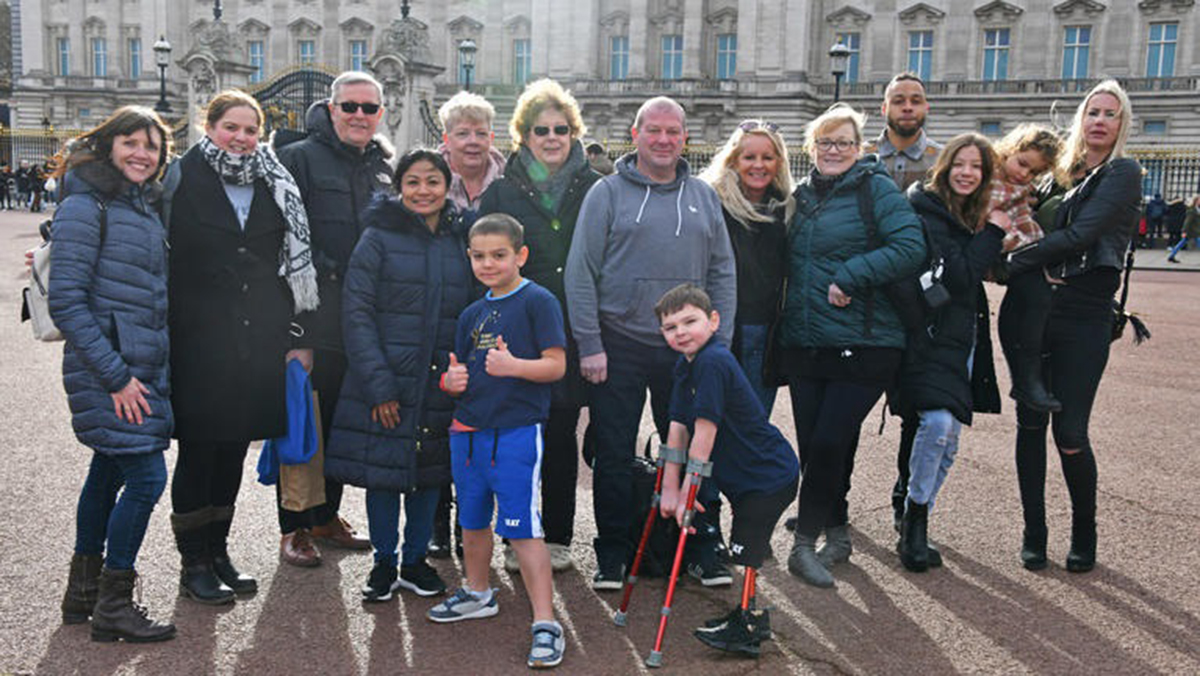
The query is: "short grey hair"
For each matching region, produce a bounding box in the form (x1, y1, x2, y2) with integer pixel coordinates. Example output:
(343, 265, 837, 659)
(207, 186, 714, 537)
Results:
(633, 96, 686, 131)
(438, 91, 496, 132)
(331, 71, 384, 103)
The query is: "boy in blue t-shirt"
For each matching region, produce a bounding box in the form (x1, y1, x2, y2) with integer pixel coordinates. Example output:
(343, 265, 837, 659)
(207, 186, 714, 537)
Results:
(432, 213, 568, 670)
(655, 283, 800, 658)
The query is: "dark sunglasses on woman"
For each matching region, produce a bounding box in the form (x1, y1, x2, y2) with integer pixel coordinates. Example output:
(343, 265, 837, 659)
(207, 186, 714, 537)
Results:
(738, 120, 780, 133)
(337, 101, 381, 115)
(533, 125, 571, 137)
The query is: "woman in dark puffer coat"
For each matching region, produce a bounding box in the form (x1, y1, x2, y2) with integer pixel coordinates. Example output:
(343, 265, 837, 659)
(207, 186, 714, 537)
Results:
(893, 134, 1007, 573)
(325, 149, 476, 602)
(48, 106, 176, 642)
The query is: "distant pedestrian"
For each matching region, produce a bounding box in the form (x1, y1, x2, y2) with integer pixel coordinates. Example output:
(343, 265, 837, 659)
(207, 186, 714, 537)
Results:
(1146, 193, 1166, 245)
(1167, 195, 1200, 262)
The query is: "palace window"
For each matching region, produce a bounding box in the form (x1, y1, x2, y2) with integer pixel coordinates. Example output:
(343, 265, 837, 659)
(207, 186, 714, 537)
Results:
(128, 38, 141, 79)
(248, 41, 264, 83)
(1146, 22, 1177, 78)
(350, 40, 368, 71)
(514, 39, 531, 85)
(661, 34, 683, 80)
(982, 28, 1010, 81)
(716, 33, 737, 80)
(835, 32, 860, 83)
(1062, 26, 1090, 80)
(908, 31, 932, 82)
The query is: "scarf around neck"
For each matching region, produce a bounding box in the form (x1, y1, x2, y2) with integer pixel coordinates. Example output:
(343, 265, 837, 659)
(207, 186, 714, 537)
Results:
(518, 142, 587, 214)
(198, 135, 319, 313)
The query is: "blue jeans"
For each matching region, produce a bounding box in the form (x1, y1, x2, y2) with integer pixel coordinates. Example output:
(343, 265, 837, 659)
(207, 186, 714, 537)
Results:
(74, 451, 168, 571)
(365, 486, 440, 567)
(906, 409, 962, 508)
(1168, 236, 1197, 259)
(737, 324, 778, 416)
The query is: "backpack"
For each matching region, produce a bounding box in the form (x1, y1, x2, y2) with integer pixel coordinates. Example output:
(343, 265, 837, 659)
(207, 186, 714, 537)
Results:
(625, 451, 682, 579)
(856, 179, 949, 334)
(21, 199, 109, 342)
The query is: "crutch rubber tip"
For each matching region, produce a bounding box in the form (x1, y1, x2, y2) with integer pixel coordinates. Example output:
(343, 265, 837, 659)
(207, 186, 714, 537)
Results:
(613, 610, 627, 627)
(645, 651, 663, 668)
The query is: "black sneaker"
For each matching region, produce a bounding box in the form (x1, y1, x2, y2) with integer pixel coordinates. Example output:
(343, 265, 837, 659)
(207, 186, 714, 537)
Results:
(360, 563, 399, 603)
(591, 560, 625, 591)
(397, 560, 447, 597)
(702, 606, 772, 641)
(687, 558, 733, 587)
(693, 608, 768, 656)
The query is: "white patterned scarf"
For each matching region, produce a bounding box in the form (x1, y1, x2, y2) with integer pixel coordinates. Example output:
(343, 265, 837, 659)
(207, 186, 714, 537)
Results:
(198, 135, 320, 313)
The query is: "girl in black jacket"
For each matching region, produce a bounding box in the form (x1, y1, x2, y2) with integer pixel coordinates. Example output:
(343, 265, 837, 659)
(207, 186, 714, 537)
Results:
(1006, 81, 1142, 573)
(894, 134, 1007, 572)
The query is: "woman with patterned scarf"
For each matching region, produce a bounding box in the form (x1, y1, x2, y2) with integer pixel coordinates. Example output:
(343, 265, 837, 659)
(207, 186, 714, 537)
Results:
(166, 90, 319, 604)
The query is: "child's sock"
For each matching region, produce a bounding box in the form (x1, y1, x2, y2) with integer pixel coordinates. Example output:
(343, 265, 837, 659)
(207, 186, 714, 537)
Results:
(464, 585, 494, 603)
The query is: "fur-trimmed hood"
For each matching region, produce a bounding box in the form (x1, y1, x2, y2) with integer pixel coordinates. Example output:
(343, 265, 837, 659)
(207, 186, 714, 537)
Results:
(61, 159, 162, 210)
(361, 192, 465, 239)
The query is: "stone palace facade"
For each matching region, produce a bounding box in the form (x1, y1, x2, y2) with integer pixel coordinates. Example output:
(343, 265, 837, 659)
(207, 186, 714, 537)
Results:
(8, 0, 1200, 147)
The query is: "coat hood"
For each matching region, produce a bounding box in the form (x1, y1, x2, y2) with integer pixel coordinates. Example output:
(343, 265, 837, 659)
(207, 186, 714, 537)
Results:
(614, 153, 692, 191)
(61, 159, 161, 208)
(303, 99, 396, 161)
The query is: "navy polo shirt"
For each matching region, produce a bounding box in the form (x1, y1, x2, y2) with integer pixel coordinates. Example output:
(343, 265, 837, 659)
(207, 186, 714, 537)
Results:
(453, 279, 566, 429)
(668, 338, 799, 501)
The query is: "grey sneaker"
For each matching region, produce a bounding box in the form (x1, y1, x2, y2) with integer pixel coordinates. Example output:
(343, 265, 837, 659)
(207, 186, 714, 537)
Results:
(527, 621, 565, 668)
(426, 587, 498, 623)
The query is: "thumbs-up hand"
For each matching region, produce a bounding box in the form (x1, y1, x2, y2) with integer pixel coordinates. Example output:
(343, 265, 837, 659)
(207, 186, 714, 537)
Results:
(442, 352, 469, 395)
(485, 335, 520, 378)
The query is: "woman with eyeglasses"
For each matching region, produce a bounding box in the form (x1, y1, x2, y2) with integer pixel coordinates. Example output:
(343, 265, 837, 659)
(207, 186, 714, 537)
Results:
(1005, 80, 1141, 573)
(164, 90, 318, 605)
(478, 78, 601, 574)
(698, 120, 795, 414)
(777, 103, 925, 588)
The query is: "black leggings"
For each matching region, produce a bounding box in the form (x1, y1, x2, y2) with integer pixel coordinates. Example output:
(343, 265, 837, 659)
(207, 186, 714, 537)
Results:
(1015, 282, 1113, 533)
(171, 439, 250, 514)
(788, 376, 885, 539)
(998, 268, 1053, 363)
(541, 405, 581, 546)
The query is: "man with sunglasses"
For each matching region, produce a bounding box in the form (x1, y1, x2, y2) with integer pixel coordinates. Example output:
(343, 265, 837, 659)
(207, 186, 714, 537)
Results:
(865, 72, 942, 192)
(565, 96, 736, 590)
(273, 71, 395, 567)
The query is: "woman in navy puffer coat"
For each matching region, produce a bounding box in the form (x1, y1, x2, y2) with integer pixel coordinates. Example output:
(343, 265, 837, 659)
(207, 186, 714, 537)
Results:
(47, 106, 176, 642)
(325, 149, 477, 599)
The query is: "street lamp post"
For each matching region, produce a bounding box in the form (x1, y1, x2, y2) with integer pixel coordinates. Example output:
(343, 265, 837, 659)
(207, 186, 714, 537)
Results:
(153, 36, 172, 114)
(829, 41, 850, 103)
(458, 38, 477, 92)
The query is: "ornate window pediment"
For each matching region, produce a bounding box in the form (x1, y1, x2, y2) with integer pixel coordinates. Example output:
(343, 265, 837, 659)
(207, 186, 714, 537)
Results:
(1137, 0, 1194, 15)
(505, 15, 532, 34)
(600, 11, 630, 31)
(448, 15, 485, 34)
(975, 1, 1024, 23)
(650, 9, 684, 33)
(238, 19, 270, 38)
(899, 3, 947, 25)
(825, 6, 872, 28)
(1053, 0, 1106, 18)
(706, 7, 738, 33)
(83, 16, 106, 33)
(288, 18, 322, 38)
(340, 17, 373, 38)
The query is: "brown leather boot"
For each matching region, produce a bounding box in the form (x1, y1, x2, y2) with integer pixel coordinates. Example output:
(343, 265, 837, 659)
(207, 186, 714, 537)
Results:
(91, 568, 176, 643)
(61, 553, 103, 625)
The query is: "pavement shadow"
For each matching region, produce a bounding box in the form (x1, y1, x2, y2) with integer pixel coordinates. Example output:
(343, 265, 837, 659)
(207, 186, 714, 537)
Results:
(766, 535, 959, 674)
(1069, 566, 1200, 664)
(867, 537, 1162, 675)
(230, 551, 359, 676)
(34, 614, 197, 675)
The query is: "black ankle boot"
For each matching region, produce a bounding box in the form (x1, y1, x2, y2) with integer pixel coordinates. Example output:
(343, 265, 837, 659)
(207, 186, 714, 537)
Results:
(207, 506, 255, 594)
(1009, 351, 1062, 412)
(428, 490, 452, 559)
(1066, 522, 1096, 573)
(899, 499, 929, 573)
(61, 553, 104, 624)
(180, 563, 235, 604)
(212, 556, 257, 595)
(1022, 527, 1048, 570)
(92, 568, 176, 643)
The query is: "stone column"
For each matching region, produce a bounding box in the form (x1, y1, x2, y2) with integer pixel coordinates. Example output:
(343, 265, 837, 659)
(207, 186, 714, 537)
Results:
(179, 19, 254, 145)
(629, 0, 649, 79)
(371, 17, 446, 152)
(683, 0, 704, 79)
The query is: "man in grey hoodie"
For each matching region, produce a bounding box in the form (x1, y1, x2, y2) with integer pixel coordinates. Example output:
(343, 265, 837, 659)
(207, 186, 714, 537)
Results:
(565, 96, 736, 590)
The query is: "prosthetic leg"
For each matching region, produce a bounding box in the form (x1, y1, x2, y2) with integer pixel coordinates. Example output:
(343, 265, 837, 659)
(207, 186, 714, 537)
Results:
(644, 457, 710, 668)
(693, 567, 770, 656)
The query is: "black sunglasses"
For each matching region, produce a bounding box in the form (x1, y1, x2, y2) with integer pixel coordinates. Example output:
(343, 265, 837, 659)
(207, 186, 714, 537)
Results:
(336, 101, 381, 115)
(738, 120, 780, 133)
(532, 125, 571, 137)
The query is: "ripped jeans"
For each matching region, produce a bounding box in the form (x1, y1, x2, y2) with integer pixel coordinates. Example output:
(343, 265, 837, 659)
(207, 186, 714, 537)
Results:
(906, 410, 962, 508)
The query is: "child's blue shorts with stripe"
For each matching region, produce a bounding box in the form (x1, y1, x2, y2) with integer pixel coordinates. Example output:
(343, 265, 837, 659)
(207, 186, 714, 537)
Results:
(449, 423, 544, 540)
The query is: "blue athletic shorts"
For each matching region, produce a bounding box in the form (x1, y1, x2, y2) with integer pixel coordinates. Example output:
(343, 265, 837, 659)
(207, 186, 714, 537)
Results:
(449, 423, 544, 540)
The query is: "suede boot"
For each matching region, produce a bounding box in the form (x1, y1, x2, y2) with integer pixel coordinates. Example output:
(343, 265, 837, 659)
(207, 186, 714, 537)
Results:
(91, 568, 176, 643)
(172, 508, 234, 605)
(899, 499, 929, 573)
(209, 505, 256, 594)
(61, 553, 104, 625)
(1008, 350, 1061, 413)
(787, 534, 834, 588)
(816, 525, 852, 568)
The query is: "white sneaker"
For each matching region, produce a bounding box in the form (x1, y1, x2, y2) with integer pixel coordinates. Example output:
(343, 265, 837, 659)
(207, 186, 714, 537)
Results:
(426, 587, 499, 623)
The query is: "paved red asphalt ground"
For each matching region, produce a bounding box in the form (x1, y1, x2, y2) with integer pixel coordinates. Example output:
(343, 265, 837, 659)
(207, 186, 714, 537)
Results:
(2, 208, 1198, 675)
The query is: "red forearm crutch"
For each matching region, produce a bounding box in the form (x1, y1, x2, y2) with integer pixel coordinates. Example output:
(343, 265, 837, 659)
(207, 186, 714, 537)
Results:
(644, 471, 703, 668)
(612, 455, 667, 627)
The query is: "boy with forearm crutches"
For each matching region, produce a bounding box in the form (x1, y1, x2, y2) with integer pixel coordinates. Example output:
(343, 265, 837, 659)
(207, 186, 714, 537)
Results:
(648, 284, 800, 663)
